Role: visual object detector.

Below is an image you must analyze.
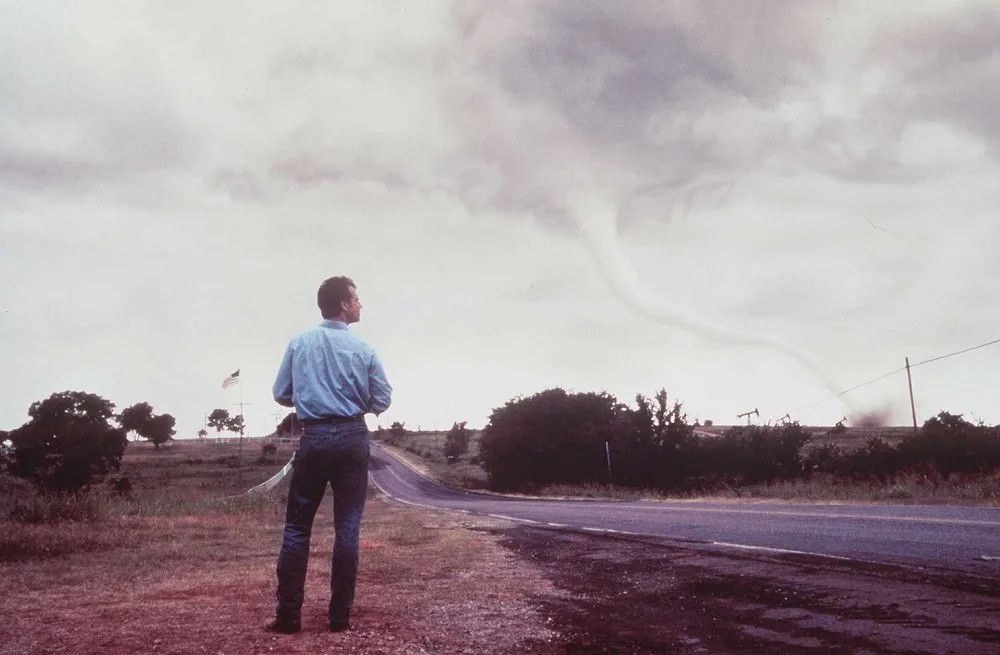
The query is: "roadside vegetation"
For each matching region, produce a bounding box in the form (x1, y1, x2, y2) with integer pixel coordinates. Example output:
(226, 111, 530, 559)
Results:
(378, 421, 490, 489)
(377, 388, 1000, 505)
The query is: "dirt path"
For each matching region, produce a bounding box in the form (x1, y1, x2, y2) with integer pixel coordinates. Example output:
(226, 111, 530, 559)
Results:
(497, 526, 1000, 654)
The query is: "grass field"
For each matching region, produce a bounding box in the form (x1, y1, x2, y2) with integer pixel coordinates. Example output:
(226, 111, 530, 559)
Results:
(0, 439, 555, 654)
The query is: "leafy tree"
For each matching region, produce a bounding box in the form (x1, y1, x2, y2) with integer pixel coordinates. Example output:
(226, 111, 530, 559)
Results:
(207, 409, 232, 435)
(119, 402, 176, 449)
(611, 393, 657, 486)
(444, 421, 471, 460)
(480, 388, 624, 491)
(197, 429, 208, 440)
(119, 402, 154, 437)
(145, 413, 176, 448)
(610, 390, 693, 488)
(382, 421, 407, 445)
(8, 391, 127, 492)
(227, 414, 245, 435)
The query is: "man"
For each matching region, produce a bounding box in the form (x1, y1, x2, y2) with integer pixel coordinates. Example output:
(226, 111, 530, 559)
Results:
(267, 276, 392, 634)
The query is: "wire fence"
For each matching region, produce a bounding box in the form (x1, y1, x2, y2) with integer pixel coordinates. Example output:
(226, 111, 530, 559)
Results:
(785, 336, 1000, 421)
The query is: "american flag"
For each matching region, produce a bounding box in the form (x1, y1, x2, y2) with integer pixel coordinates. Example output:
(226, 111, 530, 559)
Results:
(222, 369, 240, 389)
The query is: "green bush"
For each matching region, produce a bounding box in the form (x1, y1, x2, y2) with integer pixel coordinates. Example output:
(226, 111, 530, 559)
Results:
(480, 388, 624, 491)
(693, 423, 811, 486)
(899, 412, 1000, 477)
(837, 437, 900, 482)
(478, 385, 1000, 493)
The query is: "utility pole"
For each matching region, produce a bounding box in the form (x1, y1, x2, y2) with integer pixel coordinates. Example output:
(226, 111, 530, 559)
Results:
(905, 356, 918, 436)
(604, 441, 612, 485)
(233, 397, 251, 487)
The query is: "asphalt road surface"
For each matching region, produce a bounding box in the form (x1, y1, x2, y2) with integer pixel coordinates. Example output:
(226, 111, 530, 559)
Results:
(368, 444, 1000, 577)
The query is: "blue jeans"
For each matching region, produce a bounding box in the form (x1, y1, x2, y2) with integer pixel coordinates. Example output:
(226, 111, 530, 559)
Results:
(275, 421, 370, 624)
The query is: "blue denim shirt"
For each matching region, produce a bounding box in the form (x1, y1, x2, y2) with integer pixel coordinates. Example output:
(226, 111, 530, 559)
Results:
(273, 320, 392, 419)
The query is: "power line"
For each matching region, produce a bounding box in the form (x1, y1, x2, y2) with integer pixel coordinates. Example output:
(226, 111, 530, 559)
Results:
(786, 335, 1000, 417)
(911, 336, 1000, 368)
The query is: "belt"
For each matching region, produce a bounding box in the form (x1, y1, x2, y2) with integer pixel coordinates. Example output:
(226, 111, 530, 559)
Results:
(300, 415, 364, 426)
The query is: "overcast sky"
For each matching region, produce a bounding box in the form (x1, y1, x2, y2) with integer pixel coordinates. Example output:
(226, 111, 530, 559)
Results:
(2, 1, 999, 438)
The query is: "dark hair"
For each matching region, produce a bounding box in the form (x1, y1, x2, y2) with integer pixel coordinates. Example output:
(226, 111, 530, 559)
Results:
(317, 276, 356, 318)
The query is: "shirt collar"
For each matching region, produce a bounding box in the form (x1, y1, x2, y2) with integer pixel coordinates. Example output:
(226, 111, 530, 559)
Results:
(320, 320, 349, 331)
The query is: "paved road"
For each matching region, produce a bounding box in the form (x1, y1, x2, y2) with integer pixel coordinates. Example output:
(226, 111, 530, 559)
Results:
(369, 444, 1000, 576)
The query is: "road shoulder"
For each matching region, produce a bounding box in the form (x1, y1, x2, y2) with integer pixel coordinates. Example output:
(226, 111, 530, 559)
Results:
(496, 525, 1000, 654)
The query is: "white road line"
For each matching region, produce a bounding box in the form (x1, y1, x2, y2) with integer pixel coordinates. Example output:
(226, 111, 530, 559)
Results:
(628, 504, 1000, 528)
(978, 555, 1000, 562)
(546, 522, 569, 528)
(711, 540, 852, 561)
(582, 527, 608, 533)
(387, 467, 411, 486)
(487, 513, 538, 524)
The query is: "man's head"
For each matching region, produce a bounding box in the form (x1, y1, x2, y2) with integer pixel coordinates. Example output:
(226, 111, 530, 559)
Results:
(317, 276, 361, 324)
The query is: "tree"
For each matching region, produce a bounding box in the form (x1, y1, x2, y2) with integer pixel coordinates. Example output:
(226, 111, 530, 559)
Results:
(8, 391, 127, 492)
(119, 402, 154, 439)
(145, 413, 176, 449)
(119, 402, 176, 449)
(444, 421, 471, 461)
(480, 388, 625, 491)
(197, 429, 208, 440)
(207, 409, 232, 435)
(382, 421, 407, 445)
(227, 414, 245, 435)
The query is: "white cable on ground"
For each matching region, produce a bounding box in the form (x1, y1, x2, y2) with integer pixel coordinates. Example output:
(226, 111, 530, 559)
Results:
(211, 453, 296, 502)
(246, 453, 295, 494)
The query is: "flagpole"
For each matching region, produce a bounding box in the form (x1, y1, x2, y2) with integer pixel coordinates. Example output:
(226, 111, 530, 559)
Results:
(237, 374, 244, 486)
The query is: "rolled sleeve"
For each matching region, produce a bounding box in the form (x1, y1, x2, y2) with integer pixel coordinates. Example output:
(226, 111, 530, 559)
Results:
(367, 352, 392, 415)
(272, 344, 295, 407)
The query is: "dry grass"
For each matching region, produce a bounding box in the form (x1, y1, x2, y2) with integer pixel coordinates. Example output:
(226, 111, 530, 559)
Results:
(693, 470, 1000, 505)
(0, 440, 557, 654)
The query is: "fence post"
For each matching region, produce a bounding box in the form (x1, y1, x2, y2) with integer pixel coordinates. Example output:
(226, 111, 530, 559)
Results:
(605, 441, 612, 484)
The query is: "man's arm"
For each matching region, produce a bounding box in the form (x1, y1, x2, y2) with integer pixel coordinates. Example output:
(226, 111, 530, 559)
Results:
(367, 352, 392, 415)
(273, 344, 295, 408)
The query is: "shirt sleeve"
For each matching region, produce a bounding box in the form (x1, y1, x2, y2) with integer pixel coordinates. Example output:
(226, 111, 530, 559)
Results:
(272, 343, 295, 408)
(367, 351, 392, 415)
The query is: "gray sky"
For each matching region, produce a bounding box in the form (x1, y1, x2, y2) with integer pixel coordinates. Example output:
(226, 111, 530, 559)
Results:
(2, 0, 998, 437)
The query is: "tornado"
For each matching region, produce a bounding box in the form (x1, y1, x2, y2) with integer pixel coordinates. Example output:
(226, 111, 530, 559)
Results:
(569, 194, 851, 420)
